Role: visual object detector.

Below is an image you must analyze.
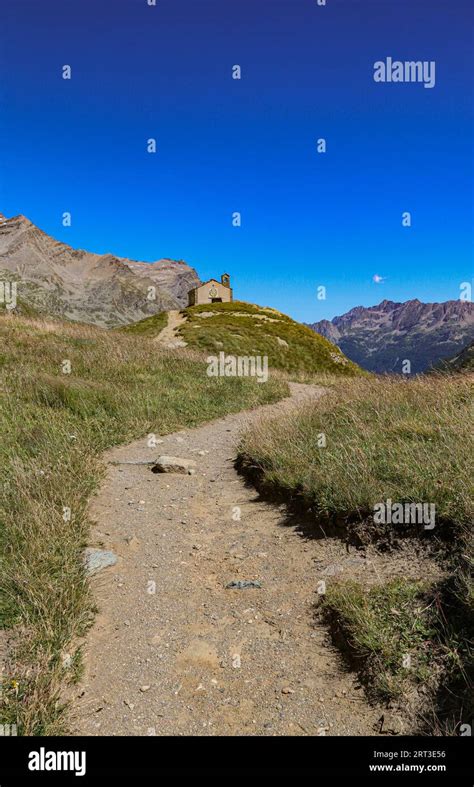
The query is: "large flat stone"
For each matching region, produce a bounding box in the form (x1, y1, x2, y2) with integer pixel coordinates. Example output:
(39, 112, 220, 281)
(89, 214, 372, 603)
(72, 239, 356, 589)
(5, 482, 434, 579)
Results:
(151, 455, 197, 474)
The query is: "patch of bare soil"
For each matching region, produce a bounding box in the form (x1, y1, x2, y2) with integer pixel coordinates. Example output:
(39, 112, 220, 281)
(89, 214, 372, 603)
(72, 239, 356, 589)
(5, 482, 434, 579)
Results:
(154, 311, 187, 348)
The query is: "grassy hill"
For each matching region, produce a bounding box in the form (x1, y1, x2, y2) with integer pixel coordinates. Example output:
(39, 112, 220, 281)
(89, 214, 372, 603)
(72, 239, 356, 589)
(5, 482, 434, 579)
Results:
(117, 310, 168, 336)
(123, 302, 363, 377)
(0, 312, 287, 734)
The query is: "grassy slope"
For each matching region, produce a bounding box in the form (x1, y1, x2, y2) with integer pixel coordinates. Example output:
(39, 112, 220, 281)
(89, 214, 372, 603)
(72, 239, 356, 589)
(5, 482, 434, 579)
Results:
(239, 375, 473, 525)
(238, 374, 474, 731)
(434, 340, 474, 373)
(123, 302, 363, 377)
(322, 579, 437, 702)
(116, 310, 168, 336)
(0, 314, 287, 734)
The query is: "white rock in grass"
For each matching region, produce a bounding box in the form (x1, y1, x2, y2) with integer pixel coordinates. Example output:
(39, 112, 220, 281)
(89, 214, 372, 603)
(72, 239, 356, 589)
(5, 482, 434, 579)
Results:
(84, 548, 117, 575)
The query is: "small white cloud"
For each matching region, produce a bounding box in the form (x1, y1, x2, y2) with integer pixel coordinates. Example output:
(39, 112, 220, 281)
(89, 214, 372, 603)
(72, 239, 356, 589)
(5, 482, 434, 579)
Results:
(372, 274, 385, 284)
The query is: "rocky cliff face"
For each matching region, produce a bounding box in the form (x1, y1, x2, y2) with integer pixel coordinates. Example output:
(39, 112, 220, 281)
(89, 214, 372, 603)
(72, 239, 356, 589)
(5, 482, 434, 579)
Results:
(0, 212, 200, 327)
(307, 299, 474, 373)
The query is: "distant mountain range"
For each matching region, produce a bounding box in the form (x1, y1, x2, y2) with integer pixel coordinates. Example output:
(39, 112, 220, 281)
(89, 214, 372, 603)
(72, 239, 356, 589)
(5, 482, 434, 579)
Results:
(0, 212, 200, 327)
(307, 299, 474, 373)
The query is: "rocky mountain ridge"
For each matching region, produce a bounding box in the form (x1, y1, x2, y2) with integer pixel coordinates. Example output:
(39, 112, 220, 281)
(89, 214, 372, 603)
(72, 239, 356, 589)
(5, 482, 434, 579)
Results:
(0, 212, 200, 327)
(307, 298, 474, 373)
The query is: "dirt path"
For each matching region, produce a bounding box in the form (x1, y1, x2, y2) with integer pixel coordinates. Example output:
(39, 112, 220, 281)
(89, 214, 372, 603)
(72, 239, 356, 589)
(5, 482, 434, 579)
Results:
(154, 310, 187, 349)
(74, 383, 392, 736)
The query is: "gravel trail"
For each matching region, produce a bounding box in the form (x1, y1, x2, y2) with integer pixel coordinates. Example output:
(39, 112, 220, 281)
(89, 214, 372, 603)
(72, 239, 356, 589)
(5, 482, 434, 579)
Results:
(74, 383, 387, 736)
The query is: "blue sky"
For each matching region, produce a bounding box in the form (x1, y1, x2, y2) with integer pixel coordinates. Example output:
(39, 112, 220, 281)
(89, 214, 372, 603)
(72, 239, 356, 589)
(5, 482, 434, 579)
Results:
(1, 0, 472, 322)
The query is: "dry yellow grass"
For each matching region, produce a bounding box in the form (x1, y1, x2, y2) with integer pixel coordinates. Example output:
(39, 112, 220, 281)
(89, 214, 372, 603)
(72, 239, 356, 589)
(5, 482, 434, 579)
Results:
(239, 374, 473, 524)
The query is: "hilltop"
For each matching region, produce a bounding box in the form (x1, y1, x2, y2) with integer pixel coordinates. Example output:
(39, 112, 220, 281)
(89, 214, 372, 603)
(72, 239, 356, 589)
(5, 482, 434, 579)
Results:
(0, 212, 200, 327)
(122, 301, 362, 377)
(307, 298, 474, 373)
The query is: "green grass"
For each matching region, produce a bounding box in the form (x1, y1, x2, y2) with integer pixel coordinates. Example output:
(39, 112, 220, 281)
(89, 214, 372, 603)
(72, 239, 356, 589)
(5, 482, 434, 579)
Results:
(123, 301, 363, 377)
(238, 374, 473, 525)
(238, 373, 474, 730)
(321, 573, 473, 731)
(116, 310, 168, 336)
(321, 579, 437, 701)
(0, 313, 287, 734)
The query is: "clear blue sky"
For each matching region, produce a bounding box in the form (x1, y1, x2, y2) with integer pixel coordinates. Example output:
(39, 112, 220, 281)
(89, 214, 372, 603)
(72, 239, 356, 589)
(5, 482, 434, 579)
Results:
(1, 0, 472, 322)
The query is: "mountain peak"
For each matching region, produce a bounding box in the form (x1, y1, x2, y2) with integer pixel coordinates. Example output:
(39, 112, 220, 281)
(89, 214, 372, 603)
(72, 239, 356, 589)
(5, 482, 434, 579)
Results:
(0, 212, 201, 327)
(0, 213, 34, 229)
